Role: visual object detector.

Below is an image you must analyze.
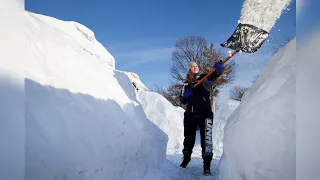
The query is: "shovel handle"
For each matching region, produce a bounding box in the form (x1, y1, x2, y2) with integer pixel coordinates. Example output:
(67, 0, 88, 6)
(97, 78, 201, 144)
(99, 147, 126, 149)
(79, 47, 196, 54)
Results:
(193, 50, 238, 88)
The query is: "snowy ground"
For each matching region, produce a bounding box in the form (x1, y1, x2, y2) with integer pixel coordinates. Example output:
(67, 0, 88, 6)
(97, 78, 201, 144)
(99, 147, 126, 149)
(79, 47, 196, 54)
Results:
(165, 132, 220, 180)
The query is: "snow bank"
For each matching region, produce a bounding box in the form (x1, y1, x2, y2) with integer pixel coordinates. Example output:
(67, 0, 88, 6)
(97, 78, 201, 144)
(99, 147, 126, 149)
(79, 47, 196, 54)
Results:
(26, 11, 115, 69)
(138, 91, 185, 154)
(24, 11, 170, 180)
(212, 100, 240, 159)
(121, 71, 149, 91)
(297, 28, 320, 180)
(0, 1, 25, 180)
(219, 38, 296, 180)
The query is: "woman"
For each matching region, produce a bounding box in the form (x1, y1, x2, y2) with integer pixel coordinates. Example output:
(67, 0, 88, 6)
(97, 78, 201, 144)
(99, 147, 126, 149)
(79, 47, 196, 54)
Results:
(179, 60, 224, 175)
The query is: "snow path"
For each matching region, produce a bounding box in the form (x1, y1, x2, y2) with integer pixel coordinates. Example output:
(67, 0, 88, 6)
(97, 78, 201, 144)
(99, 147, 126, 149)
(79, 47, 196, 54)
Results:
(137, 91, 235, 180)
(166, 132, 220, 180)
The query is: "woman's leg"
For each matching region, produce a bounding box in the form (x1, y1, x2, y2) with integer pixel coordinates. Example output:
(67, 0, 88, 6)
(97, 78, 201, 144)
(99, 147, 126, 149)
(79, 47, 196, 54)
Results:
(199, 113, 214, 173)
(180, 115, 198, 167)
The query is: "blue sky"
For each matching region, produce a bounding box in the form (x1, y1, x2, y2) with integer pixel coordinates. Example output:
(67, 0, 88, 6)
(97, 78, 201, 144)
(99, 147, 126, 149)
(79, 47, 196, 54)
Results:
(297, 0, 320, 39)
(26, 0, 297, 99)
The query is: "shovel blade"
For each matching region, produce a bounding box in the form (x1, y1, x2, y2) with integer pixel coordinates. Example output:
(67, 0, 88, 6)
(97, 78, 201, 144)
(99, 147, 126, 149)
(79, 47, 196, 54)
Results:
(220, 23, 269, 53)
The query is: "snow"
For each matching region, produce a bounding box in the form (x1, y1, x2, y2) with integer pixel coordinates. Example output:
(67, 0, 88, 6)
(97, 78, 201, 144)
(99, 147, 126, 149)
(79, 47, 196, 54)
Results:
(27, 12, 115, 69)
(24, 10, 172, 180)
(240, 0, 292, 32)
(138, 90, 239, 157)
(138, 90, 240, 179)
(211, 100, 240, 159)
(297, 28, 320, 180)
(296, 0, 304, 17)
(1, 1, 303, 180)
(218, 38, 296, 180)
(0, 1, 25, 180)
(122, 71, 149, 91)
(3, 6, 236, 180)
(138, 91, 185, 154)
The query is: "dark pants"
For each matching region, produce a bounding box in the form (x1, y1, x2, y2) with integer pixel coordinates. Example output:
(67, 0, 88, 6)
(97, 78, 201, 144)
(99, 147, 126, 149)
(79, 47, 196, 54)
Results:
(182, 112, 213, 160)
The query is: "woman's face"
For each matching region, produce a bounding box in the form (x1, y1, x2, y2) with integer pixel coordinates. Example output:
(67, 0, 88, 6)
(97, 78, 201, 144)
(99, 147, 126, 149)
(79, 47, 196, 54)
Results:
(190, 63, 199, 74)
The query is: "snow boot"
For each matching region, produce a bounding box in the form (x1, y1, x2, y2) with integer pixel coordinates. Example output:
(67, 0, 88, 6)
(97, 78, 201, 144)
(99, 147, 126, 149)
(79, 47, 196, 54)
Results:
(203, 157, 212, 175)
(204, 169, 211, 176)
(180, 156, 191, 168)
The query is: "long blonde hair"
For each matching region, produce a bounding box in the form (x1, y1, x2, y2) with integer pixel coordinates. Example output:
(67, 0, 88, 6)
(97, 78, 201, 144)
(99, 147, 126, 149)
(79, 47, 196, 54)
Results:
(186, 70, 198, 84)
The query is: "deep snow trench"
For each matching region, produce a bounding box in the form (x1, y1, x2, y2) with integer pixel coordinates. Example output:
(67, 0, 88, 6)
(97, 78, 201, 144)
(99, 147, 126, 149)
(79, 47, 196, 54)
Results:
(0, 2, 297, 179)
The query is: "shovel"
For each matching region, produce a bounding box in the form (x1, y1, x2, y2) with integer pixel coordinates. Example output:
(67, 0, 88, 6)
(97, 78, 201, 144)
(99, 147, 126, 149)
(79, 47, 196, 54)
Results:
(193, 23, 269, 88)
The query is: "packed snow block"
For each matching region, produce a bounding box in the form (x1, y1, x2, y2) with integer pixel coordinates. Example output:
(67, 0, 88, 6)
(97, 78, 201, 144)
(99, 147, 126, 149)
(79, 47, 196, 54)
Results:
(24, 11, 170, 180)
(219, 38, 296, 180)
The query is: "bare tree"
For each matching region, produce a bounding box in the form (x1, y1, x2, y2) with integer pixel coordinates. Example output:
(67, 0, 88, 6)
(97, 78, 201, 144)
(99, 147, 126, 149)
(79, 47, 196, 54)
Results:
(170, 36, 207, 81)
(153, 81, 184, 107)
(229, 86, 249, 101)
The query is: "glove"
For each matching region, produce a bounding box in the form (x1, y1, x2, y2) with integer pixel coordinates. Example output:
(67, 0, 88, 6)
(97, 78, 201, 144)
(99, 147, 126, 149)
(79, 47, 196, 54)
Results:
(183, 89, 193, 99)
(213, 60, 224, 74)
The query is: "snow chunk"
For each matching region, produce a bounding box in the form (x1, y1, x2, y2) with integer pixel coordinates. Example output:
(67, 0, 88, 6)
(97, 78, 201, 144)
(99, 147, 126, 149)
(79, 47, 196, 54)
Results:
(240, 0, 292, 32)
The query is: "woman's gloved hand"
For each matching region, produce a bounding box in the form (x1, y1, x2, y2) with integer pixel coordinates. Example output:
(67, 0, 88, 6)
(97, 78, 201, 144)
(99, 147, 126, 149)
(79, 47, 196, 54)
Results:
(183, 89, 193, 99)
(213, 60, 224, 74)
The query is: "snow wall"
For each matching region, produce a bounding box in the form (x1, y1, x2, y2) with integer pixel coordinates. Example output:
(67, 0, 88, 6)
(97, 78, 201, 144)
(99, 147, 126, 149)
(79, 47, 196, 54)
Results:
(24, 11, 171, 180)
(219, 38, 296, 180)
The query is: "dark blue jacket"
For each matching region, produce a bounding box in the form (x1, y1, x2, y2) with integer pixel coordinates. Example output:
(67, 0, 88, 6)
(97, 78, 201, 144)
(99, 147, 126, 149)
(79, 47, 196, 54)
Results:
(179, 72, 221, 115)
